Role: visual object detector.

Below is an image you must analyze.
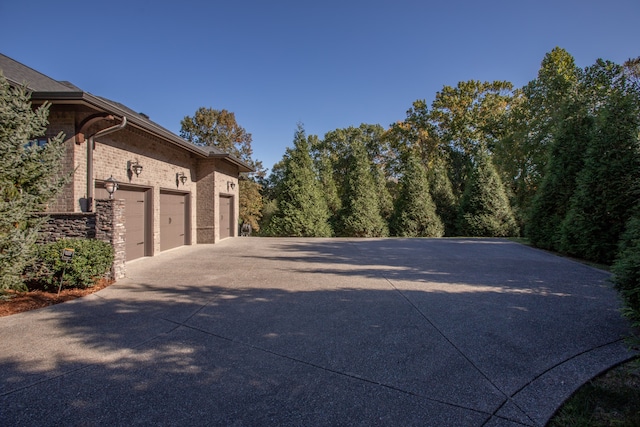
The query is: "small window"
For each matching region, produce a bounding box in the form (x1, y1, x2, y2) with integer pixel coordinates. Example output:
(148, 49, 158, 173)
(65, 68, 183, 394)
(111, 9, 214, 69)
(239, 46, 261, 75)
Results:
(25, 138, 48, 149)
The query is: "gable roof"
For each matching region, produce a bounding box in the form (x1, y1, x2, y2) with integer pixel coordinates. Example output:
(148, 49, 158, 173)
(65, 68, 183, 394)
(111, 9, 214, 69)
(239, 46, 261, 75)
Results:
(0, 53, 79, 92)
(0, 53, 253, 172)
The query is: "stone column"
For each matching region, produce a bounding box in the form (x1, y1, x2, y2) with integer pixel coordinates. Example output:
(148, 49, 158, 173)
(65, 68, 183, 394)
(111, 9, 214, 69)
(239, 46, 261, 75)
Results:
(95, 199, 126, 280)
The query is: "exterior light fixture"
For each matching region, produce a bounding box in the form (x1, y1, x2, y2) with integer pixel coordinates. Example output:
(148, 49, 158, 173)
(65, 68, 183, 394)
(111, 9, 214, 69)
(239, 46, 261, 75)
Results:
(176, 172, 187, 186)
(104, 175, 119, 199)
(128, 159, 143, 177)
(227, 181, 236, 191)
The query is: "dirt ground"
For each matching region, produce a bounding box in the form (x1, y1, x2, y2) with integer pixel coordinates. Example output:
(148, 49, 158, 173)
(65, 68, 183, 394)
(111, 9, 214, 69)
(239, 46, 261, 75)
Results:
(0, 279, 113, 317)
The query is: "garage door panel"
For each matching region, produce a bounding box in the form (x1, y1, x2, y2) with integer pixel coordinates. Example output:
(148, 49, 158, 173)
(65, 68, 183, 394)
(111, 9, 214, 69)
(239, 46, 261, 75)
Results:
(95, 186, 148, 261)
(160, 192, 187, 251)
(122, 191, 146, 260)
(219, 196, 232, 240)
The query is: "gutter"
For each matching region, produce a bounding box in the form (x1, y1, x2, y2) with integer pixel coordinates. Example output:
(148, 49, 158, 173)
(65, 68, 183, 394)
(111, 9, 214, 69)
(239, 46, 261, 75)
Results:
(86, 116, 127, 211)
(206, 152, 254, 173)
(31, 92, 206, 156)
(32, 91, 254, 171)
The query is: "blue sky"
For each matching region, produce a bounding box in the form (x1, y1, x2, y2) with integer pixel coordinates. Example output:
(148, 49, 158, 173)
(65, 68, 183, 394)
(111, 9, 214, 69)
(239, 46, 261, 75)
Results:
(1, 1, 639, 171)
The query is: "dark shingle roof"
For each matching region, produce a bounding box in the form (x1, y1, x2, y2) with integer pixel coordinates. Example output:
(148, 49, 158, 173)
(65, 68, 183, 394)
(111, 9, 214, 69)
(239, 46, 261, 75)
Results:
(0, 53, 78, 92)
(0, 53, 253, 172)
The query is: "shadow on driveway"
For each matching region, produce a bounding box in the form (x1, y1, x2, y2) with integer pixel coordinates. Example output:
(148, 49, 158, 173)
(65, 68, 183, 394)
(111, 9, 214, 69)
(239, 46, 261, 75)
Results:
(0, 238, 636, 426)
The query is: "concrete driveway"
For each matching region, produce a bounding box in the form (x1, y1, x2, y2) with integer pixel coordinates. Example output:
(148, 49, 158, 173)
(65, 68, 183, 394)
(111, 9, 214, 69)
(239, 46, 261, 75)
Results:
(0, 238, 636, 426)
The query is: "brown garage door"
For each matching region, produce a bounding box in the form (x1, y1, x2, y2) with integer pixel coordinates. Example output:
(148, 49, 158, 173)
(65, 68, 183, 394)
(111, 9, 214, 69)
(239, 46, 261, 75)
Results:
(219, 195, 233, 239)
(95, 185, 148, 261)
(160, 191, 187, 251)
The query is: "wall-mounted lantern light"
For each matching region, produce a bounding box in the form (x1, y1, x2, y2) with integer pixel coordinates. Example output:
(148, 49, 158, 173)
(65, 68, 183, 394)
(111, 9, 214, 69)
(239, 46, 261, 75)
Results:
(227, 181, 236, 191)
(176, 172, 187, 186)
(128, 159, 143, 177)
(104, 175, 119, 199)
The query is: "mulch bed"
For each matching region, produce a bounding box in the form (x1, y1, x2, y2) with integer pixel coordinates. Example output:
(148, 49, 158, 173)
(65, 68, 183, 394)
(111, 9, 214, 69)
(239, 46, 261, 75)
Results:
(0, 279, 114, 317)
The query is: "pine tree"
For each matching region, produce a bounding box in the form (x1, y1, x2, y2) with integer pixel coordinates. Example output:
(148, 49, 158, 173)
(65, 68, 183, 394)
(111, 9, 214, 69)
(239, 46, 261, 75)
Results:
(0, 74, 66, 290)
(391, 152, 444, 237)
(559, 79, 640, 263)
(612, 211, 640, 330)
(313, 143, 341, 231)
(428, 156, 458, 236)
(490, 49, 580, 232)
(457, 151, 518, 237)
(337, 139, 388, 237)
(267, 125, 332, 237)
(526, 100, 593, 250)
(372, 162, 393, 223)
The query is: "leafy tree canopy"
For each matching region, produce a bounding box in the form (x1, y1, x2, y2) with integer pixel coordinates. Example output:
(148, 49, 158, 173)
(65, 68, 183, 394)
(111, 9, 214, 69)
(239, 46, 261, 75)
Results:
(180, 106, 264, 175)
(180, 106, 265, 228)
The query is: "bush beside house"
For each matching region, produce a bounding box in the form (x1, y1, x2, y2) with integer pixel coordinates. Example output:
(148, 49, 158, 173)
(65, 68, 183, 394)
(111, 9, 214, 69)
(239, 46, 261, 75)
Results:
(0, 73, 66, 291)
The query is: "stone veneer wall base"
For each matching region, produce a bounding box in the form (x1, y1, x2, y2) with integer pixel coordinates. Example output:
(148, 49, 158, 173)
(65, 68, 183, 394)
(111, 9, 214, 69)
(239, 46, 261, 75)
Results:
(37, 198, 126, 280)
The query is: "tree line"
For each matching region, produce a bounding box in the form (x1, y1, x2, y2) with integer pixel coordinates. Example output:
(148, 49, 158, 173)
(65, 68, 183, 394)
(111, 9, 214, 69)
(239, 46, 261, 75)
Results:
(259, 48, 638, 254)
(251, 47, 640, 331)
(1, 47, 638, 329)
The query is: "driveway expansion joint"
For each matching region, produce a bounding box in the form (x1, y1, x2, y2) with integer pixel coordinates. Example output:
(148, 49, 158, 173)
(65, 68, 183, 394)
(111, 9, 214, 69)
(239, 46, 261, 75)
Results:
(2, 238, 635, 426)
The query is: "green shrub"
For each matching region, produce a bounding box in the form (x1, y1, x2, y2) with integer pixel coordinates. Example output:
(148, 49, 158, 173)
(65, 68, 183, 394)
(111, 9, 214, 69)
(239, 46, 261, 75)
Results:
(0, 74, 67, 291)
(28, 239, 114, 290)
(612, 214, 640, 337)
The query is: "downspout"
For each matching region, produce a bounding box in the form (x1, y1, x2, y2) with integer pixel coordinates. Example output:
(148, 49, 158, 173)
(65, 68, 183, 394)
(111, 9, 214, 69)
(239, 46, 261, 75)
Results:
(86, 116, 127, 212)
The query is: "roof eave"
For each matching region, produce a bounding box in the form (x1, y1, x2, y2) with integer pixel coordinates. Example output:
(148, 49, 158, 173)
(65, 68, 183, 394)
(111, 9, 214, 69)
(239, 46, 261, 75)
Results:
(207, 153, 254, 173)
(30, 91, 210, 158)
(31, 91, 255, 172)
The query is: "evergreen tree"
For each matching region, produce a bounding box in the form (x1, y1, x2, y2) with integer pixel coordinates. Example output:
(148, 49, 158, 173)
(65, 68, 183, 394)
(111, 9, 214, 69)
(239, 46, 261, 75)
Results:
(457, 151, 518, 237)
(391, 152, 444, 237)
(559, 78, 640, 263)
(267, 125, 332, 237)
(312, 138, 341, 231)
(612, 211, 640, 331)
(359, 124, 394, 222)
(337, 139, 388, 237)
(526, 100, 593, 250)
(428, 156, 458, 236)
(371, 162, 393, 223)
(0, 74, 66, 290)
(494, 48, 580, 230)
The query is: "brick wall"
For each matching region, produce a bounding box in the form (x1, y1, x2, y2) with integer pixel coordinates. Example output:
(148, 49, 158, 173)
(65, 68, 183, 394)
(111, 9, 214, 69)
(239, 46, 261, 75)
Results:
(43, 108, 77, 212)
(43, 106, 242, 254)
(92, 127, 198, 254)
(196, 160, 216, 243)
(196, 158, 239, 243)
(214, 161, 238, 242)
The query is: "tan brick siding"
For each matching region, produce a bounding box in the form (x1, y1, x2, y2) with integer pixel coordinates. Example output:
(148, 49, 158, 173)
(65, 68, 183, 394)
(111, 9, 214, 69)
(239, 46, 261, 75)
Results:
(45, 109, 76, 212)
(43, 107, 241, 255)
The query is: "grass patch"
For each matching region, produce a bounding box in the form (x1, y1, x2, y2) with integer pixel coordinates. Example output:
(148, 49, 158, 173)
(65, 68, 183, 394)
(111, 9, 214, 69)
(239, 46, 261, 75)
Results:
(510, 236, 639, 425)
(548, 358, 640, 426)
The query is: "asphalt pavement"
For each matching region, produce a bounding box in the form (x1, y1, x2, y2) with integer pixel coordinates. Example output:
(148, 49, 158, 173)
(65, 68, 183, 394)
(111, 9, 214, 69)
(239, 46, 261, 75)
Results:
(0, 238, 636, 426)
